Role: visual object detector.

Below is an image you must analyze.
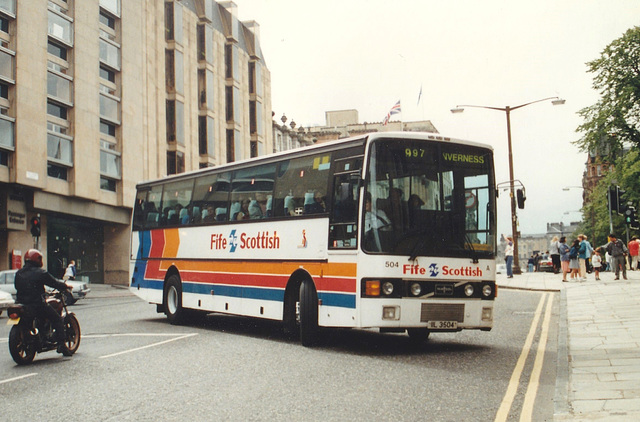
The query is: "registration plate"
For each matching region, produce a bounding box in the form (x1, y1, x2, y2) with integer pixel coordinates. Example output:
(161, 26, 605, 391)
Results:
(6, 317, 19, 326)
(428, 321, 457, 330)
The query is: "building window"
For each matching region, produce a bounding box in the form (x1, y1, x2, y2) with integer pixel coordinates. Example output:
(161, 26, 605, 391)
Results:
(197, 24, 214, 64)
(100, 120, 116, 137)
(0, 15, 9, 34)
(226, 129, 234, 163)
(100, 177, 116, 191)
(167, 150, 184, 175)
(0, 115, 14, 150)
(99, 0, 120, 17)
(225, 44, 239, 81)
(47, 71, 72, 104)
(166, 100, 184, 145)
(249, 62, 263, 96)
(99, 38, 120, 70)
(99, 65, 115, 83)
(48, 10, 73, 45)
(198, 69, 215, 110)
(198, 115, 214, 157)
(47, 101, 68, 120)
(47, 132, 73, 166)
(250, 101, 263, 136)
(165, 2, 183, 44)
(0, 0, 16, 17)
(48, 164, 68, 180)
(99, 11, 115, 29)
(165, 49, 183, 95)
(0, 48, 14, 81)
(47, 40, 67, 60)
(100, 149, 121, 179)
(99, 93, 119, 123)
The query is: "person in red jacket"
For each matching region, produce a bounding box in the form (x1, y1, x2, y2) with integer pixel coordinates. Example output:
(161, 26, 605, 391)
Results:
(629, 236, 639, 271)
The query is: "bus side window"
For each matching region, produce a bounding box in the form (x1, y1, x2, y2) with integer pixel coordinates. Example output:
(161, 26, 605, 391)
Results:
(192, 172, 231, 225)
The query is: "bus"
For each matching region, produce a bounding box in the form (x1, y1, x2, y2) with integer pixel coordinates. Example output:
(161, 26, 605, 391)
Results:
(130, 132, 497, 345)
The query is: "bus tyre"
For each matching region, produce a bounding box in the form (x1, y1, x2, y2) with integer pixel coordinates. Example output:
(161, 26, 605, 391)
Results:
(164, 275, 185, 325)
(299, 279, 319, 347)
(407, 328, 430, 343)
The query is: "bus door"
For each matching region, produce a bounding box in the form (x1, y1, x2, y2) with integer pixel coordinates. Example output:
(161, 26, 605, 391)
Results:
(329, 152, 363, 250)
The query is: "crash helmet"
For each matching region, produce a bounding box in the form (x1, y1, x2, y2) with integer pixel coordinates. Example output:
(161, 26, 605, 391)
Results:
(24, 249, 43, 267)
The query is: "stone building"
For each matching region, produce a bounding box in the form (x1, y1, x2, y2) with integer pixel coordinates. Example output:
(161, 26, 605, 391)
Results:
(0, 0, 271, 283)
(279, 109, 438, 144)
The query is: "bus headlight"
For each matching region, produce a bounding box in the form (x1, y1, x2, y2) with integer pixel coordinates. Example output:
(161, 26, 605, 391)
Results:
(410, 283, 422, 296)
(464, 284, 475, 297)
(482, 284, 493, 297)
(382, 281, 394, 296)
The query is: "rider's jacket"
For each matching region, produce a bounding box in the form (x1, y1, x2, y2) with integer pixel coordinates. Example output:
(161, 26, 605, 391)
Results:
(15, 262, 68, 305)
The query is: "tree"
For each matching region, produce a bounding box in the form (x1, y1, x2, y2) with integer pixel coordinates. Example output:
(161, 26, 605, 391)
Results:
(575, 26, 640, 155)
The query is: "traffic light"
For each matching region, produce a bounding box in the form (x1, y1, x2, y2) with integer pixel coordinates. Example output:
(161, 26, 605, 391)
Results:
(609, 186, 619, 213)
(30, 216, 41, 237)
(625, 206, 639, 230)
(516, 188, 526, 209)
(617, 187, 627, 215)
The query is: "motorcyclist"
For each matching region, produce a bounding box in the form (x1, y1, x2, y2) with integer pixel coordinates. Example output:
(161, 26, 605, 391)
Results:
(15, 249, 71, 353)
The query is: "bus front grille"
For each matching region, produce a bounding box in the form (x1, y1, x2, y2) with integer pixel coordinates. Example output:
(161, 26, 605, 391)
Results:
(420, 303, 465, 322)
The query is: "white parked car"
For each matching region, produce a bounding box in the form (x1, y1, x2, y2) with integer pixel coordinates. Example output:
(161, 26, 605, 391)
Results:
(0, 290, 14, 316)
(0, 269, 90, 305)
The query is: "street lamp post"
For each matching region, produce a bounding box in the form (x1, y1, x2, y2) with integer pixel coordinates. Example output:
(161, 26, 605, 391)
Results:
(451, 97, 565, 274)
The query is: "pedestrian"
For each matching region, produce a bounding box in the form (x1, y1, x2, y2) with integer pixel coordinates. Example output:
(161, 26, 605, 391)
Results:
(583, 235, 594, 273)
(549, 236, 561, 274)
(628, 235, 639, 271)
(569, 239, 580, 281)
(63, 259, 76, 281)
(606, 233, 628, 280)
(592, 247, 602, 281)
(527, 254, 535, 273)
(558, 236, 570, 282)
(578, 235, 587, 281)
(505, 236, 514, 278)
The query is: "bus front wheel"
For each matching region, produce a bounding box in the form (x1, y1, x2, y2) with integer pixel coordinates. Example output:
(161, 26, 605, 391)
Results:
(164, 275, 185, 325)
(299, 279, 319, 347)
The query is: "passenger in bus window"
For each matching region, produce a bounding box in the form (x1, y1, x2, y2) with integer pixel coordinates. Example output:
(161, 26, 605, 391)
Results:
(285, 187, 304, 216)
(236, 199, 251, 220)
(250, 193, 268, 219)
(203, 205, 216, 223)
(306, 190, 325, 214)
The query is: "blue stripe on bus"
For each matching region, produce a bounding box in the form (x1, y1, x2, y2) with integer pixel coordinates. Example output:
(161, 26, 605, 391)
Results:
(318, 292, 356, 308)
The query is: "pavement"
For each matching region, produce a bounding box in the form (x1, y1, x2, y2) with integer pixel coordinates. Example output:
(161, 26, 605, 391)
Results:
(90, 269, 640, 420)
(499, 267, 640, 421)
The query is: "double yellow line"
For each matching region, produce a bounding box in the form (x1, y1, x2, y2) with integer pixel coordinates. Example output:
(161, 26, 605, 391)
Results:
(495, 292, 554, 422)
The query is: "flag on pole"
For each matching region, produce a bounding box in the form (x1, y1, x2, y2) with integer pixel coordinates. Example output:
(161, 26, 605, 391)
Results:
(417, 85, 423, 106)
(382, 100, 401, 126)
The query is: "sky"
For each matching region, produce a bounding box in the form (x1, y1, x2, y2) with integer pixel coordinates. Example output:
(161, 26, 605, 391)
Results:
(233, 0, 639, 237)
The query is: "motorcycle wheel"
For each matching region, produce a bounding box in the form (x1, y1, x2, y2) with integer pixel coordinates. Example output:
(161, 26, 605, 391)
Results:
(61, 313, 81, 356)
(8, 325, 36, 365)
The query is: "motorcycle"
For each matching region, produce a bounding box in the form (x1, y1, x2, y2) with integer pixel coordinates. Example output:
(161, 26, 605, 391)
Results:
(6, 289, 81, 365)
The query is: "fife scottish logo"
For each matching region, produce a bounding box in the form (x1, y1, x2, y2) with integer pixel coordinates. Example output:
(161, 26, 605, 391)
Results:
(229, 229, 238, 253)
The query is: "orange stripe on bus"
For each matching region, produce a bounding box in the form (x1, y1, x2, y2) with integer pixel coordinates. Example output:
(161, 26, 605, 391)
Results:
(163, 229, 180, 257)
(158, 260, 356, 278)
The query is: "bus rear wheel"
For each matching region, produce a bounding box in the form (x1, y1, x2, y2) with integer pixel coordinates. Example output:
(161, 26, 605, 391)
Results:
(299, 279, 319, 347)
(164, 275, 185, 325)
